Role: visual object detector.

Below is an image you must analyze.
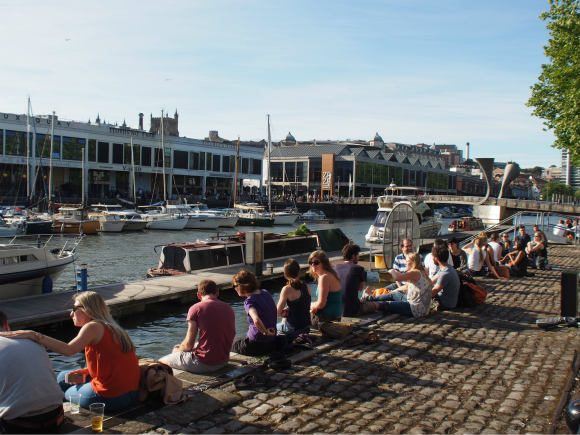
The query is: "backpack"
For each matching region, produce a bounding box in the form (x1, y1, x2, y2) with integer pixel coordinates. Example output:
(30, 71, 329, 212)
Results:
(464, 281, 487, 305)
(456, 272, 486, 307)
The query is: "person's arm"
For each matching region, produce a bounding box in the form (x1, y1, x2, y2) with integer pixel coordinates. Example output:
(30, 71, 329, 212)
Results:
(431, 275, 444, 297)
(390, 269, 420, 284)
(1, 322, 103, 357)
(276, 286, 290, 317)
(248, 307, 275, 335)
(175, 320, 198, 352)
(311, 275, 330, 313)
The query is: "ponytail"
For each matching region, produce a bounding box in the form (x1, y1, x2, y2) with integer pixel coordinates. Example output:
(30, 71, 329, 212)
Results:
(283, 259, 302, 290)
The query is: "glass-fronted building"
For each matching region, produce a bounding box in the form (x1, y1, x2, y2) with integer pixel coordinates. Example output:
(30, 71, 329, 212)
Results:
(0, 111, 263, 203)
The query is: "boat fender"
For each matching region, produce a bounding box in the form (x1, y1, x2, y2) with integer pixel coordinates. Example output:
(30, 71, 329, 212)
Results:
(42, 275, 53, 294)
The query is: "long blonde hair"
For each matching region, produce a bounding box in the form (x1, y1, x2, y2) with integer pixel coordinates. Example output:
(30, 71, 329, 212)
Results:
(473, 234, 487, 267)
(74, 291, 135, 353)
(308, 250, 340, 282)
(406, 252, 427, 277)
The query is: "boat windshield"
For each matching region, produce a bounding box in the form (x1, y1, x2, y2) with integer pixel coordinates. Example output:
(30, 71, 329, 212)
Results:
(373, 211, 388, 226)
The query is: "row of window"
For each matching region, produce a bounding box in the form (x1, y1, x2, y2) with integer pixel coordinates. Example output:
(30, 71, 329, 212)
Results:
(0, 254, 37, 265)
(0, 130, 262, 175)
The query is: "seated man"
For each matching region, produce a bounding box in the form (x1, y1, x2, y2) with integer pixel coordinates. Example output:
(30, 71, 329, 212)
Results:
(160, 279, 235, 373)
(387, 238, 414, 290)
(431, 244, 460, 310)
(448, 238, 468, 272)
(424, 238, 453, 279)
(0, 311, 64, 434)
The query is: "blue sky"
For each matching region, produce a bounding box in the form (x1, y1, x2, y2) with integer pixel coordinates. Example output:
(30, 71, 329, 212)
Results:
(0, 0, 559, 167)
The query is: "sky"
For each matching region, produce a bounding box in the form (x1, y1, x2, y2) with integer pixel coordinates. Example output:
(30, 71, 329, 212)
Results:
(0, 0, 560, 168)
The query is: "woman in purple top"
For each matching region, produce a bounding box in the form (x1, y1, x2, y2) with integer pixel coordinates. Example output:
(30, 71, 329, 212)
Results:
(231, 270, 278, 356)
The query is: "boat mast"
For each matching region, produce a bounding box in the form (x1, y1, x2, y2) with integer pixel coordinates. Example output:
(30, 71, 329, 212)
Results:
(26, 97, 31, 202)
(267, 114, 272, 212)
(130, 137, 137, 210)
(160, 110, 167, 204)
(48, 111, 55, 212)
(81, 146, 85, 207)
(233, 137, 240, 205)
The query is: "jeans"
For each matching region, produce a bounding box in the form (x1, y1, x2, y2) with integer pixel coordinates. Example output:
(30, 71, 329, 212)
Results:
(369, 290, 407, 302)
(382, 301, 414, 317)
(57, 370, 139, 413)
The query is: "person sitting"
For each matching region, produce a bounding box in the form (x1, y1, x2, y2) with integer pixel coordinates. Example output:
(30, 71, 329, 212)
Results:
(423, 239, 453, 279)
(468, 235, 503, 279)
(309, 250, 343, 325)
(160, 279, 235, 373)
(448, 238, 468, 272)
(232, 270, 277, 356)
(501, 241, 528, 277)
(277, 259, 311, 336)
(430, 244, 460, 310)
(500, 232, 512, 257)
(526, 232, 548, 270)
(514, 225, 531, 249)
(532, 225, 548, 246)
(377, 252, 433, 318)
(1, 292, 140, 412)
(553, 219, 567, 237)
(487, 232, 503, 264)
(387, 239, 414, 290)
(0, 311, 65, 434)
(335, 243, 381, 317)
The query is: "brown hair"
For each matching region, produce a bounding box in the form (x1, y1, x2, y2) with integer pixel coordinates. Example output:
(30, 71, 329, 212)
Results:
(233, 269, 259, 295)
(284, 259, 302, 290)
(342, 243, 361, 260)
(308, 250, 340, 281)
(198, 279, 218, 296)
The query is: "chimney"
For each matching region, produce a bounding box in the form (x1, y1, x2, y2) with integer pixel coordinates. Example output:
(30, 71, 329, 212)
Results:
(138, 113, 144, 130)
(209, 130, 219, 142)
(466, 142, 470, 161)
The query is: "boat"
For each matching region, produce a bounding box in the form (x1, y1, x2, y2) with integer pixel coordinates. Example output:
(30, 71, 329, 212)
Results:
(52, 206, 100, 235)
(0, 216, 22, 238)
(298, 209, 333, 224)
(189, 204, 239, 228)
(448, 216, 484, 233)
(90, 204, 147, 231)
(0, 234, 80, 300)
(116, 211, 148, 231)
(165, 204, 220, 230)
(88, 205, 126, 233)
(271, 210, 300, 225)
(147, 227, 350, 277)
(365, 185, 441, 243)
(234, 204, 274, 226)
(139, 206, 188, 230)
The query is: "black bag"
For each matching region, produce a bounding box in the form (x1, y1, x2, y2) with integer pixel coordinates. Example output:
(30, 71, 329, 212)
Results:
(457, 272, 477, 308)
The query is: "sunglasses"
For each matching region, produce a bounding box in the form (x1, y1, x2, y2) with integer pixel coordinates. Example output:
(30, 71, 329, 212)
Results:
(309, 260, 321, 266)
(71, 305, 84, 313)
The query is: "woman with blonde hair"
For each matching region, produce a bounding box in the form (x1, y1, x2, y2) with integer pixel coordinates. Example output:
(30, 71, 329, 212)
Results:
(379, 252, 433, 318)
(468, 234, 503, 279)
(309, 250, 342, 322)
(0, 291, 140, 411)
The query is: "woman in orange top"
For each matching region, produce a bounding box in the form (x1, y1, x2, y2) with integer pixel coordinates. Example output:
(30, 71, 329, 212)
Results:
(2, 291, 140, 411)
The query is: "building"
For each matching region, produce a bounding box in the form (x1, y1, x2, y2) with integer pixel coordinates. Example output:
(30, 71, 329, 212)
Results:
(561, 148, 580, 189)
(0, 111, 264, 204)
(267, 134, 456, 199)
(433, 144, 464, 167)
(543, 165, 562, 181)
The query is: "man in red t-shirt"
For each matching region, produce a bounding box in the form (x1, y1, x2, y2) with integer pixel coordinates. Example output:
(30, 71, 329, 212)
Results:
(160, 280, 235, 373)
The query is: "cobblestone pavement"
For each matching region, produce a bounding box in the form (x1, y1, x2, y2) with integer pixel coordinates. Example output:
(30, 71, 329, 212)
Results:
(128, 245, 579, 434)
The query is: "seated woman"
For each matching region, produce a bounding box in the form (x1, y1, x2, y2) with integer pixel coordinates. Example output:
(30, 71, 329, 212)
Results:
(501, 241, 528, 277)
(526, 232, 548, 270)
(468, 235, 503, 279)
(378, 252, 432, 318)
(277, 259, 311, 337)
(232, 270, 278, 356)
(0, 291, 140, 412)
(308, 250, 342, 326)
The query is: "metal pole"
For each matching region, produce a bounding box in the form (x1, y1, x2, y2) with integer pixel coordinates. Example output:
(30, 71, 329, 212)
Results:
(233, 137, 240, 205)
(81, 147, 85, 206)
(131, 137, 137, 208)
(26, 98, 31, 201)
(48, 111, 55, 211)
(267, 114, 272, 212)
(160, 110, 167, 203)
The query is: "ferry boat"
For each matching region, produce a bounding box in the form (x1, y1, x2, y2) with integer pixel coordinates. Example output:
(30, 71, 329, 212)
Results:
(147, 227, 349, 277)
(0, 235, 80, 299)
(447, 216, 484, 233)
(365, 185, 441, 243)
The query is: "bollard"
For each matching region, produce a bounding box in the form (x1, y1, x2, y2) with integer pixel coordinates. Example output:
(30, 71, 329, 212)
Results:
(76, 264, 88, 292)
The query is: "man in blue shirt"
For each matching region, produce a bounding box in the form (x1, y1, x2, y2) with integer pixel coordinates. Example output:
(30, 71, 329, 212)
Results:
(387, 239, 414, 290)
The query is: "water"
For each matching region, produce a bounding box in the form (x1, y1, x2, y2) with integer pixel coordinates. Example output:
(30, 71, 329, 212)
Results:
(45, 213, 563, 371)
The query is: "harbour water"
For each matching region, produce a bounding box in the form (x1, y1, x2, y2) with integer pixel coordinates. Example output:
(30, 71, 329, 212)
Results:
(43, 214, 561, 371)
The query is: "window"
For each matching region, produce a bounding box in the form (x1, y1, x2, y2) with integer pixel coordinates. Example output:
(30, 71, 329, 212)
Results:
(199, 152, 206, 170)
(206, 152, 212, 171)
(124, 143, 140, 165)
(252, 159, 261, 175)
(154, 148, 163, 167)
(35, 134, 51, 158)
(141, 146, 151, 166)
(213, 154, 221, 172)
(0, 129, 3, 153)
(230, 156, 236, 172)
(5, 130, 26, 156)
(190, 152, 199, 170)
(62, 137, 85, 161)
(173, 150, 188, 169)
(88, 139, 97, 162)
(222, 156, 231, 173)
(242, 158, 249, 174)
(112, 143, 124, 164)
(97, 142, 109, 163)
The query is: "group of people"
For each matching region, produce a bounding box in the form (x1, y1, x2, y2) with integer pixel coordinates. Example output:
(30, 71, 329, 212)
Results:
(0, 226, 550, 432)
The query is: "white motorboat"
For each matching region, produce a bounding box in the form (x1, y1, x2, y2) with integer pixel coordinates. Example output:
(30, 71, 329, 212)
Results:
(0, 235, 80, 300)
(97, 215, 125, 233)
(271, 211, 300, 226)
(139, 206, 188, 230)
(0, 216, 23, 238)
(165, 204, 219, 230)
(189, 204, 239, 228)
(298, 209, 333, 223)
(91, 205, 148, 231)
(365, 185, 441, 243)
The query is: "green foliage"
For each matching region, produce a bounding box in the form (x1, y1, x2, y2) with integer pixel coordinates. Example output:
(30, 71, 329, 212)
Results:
(527, 0, 580, 165)
(288, 223, 310, 237)
(542, 180, 576, 198)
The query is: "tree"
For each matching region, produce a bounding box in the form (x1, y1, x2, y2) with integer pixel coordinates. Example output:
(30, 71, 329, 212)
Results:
(542, 180, 576, 198)
(527, 0, 580, 164)
(523, 166, 545, 177)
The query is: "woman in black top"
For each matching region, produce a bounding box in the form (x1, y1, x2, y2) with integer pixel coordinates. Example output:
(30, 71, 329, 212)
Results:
(276, 259, 311, 336)
(526, 232, 548, 270)
(501, 241, 528, 277)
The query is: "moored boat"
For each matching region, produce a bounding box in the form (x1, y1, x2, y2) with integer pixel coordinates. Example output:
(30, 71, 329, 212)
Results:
(52, 207, 100, 235)
(448, 216, 484, 233)
(298, 209, 333, 224)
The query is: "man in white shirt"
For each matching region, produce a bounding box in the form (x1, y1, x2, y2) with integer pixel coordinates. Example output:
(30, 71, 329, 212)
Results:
(487, 232, 503, 264)
(0, 311, 64, 433)
(424, 239, 453, 280)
